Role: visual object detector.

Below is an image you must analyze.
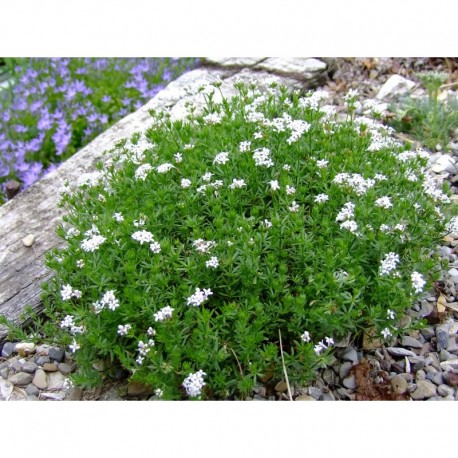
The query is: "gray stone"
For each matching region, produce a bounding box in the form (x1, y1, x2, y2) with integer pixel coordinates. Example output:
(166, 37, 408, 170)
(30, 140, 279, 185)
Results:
(308, 386, 322, 400)
(127, 381, 154, 397)
(440, 349, 455, 361)
(35, 356, 50, 366)
(400, 373, 413, 384)
(11, 361, 22, 372)
(410, 380, 437, 400)
(339, 361, 353, 380)
(0, 377, 14, 400)
(322, 368, 335, 385)
(342, 348, 358, 363)
(1, 342, 16, 358)
(426, 370, 444, 386)
(21, 361, 38, 374)
(0, 367, 8, 379)
(15, 342, 35, 356)
(401, 336, 423, 349)
(32, 369, 47, 389)
(335, 387, 352, 399)
(437, 384, 454, 397)
(204, 57, 265, 68)
(387, 347, 416, 357)
(440, 359, 458, 371)
(376, 75, 416, 100)
(25, 384, 40, 396)
(436, 329, 450, 351)
(343, 374, 357, 390)
(440, 246, 453, 257)
(25, 395, 39, 401)
(47, 371, 66, 390)
(448, 336, 458, 353)
(65, 386, 83, 401)
(420, 326, 435, 339)
(320, 391, 335, 401)
(58, 363, 73, 375)
(391, 375, 408, 394)
(9, 372, 33, 386)
(295, 394, 316, 401)
(255, 57, 328, 82)
(43, 362, 58, 372)
(432, 155, 457, 175)
(48, 348, 65, 363)
(416, 370, 427, 381)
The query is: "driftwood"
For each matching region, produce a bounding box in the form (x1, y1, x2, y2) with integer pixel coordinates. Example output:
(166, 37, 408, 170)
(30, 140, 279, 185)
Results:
(0, 59, 332, 344)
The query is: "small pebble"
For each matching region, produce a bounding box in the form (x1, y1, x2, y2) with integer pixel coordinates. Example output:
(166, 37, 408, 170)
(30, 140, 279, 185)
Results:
(32, 369, 47, 390)
(415, 370, 426, 381)
(43, 363, 58, 372)
(410, 380, 437, 400)
(391, 375, 408, 394)
(437, 384, 454, 397)
(48, 348, 65, 363)
(25, 384, 40, 396)
(343, 374, 357, 390)
(339, 361, 353, 380)
(22, 234, 35, 247)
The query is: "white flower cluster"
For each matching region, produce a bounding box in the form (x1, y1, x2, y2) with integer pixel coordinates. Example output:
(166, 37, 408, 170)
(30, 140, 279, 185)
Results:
(239, 141, 251, 152)
(182, 369, 207, 397)
(379, 252, 400, 276)
(154, 306, 174, 322)
(60, 315, 84, 335)
(181, 178, 192, 188)
(375, 196, 393, 209)
(117, 324, 132, 336)
(76, 259, 85, 268)
(61, 284, 82, 301)
(156, 163, 175, 173)
(286, 185, 296, 195)
(411, 271, 426, 293)
(336, 202, 355, 222)
(135, 163, 153, 181)
(314, 193, 329, 203)
(333, 173, 375, 196)
(396, 148, 430, 163)
(192, 238, 217, 254)
(113, 212, 124, 222)
(203, 112, 222, 124)
(446, 216, 458, 235)
(340, 220, 358, 233)
(132, 230, 154, 244)
(69, 339, 80, 353)
(206, 256, 219, 268)
(300, 331, 311, 342)
(174, 153, 183, 163)
(81, 233, 106, 252)
(66, 227, 80, 239)
(316, 159, 329, 169)
(422, 175, 450, 203)
(289, 201, 300, 212)
(314, 337, 334, 355)
(263, 219, 272, 228)
(252, 147, 274, 168)
(229, 178, 246, 189)
(93, 290, 120, 313)
(77, 171, 102, 187)
(298, 90, 328, 110)
(387, 309, 396, 320)
(286, 119, 311, 144)
(213, 152, 230, 165)
(269, 180, 280, 191)
(186, 287, 213, 307)
(136, 339, 156, 365)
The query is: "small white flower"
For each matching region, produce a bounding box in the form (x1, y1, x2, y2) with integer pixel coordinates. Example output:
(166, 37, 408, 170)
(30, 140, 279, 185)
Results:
(253, 131, 263, 139)
(117, 324, 132, 336)
(147, 327, 156, 336)
(227, 240, 234, 246)
(387, 309, 396, 320)
(133, 217, 146, 227)
(325, 336, 334, 346)
(182, 370, 207, 397)
(202, 172, 213, 182)
(252, 148, 274, 167)
(154, 306, 174, 322)
(61, 284, 74, 301)
(69, 339, 80, 353)
(174, 153, 183, 163)
(301, 331, 311, 343)
(193, 239, 217, 254)
(316, 159, 329, 169)
(229, 178, 246, 189)
(375, 196, 393, 209)
(206, 256, 219, 268)
(203, 112, 222, 125)
(282, 164, 291, 171)
(213, 152, 230, 165)
(136, 355, 144, 365)
(340, 220, 358, 233)
(71, 289, 82, 299)
(81, 234, 106, 252)
(289, 201, 300, 212)
(150, 241, 161, 254)
(411, 271, 426, 293)
(314, 194, 329, 203)
(101, 290, 120, 311)
(181, 178, 192, 188)
(156, 163, 175, 173)
(113, 212, 124, 222)
(135, 163, 153, 181)
(379, 252, 400, 276)
(183, 144, 194, 150)
(263, 219, 272, 228)
(286, 185, 296, 195)
(269, 180, 280, 191)
(239, 141, 251, 152)
(381, 328, 392, 339)
(187, 287, 213, 307)
(98, 194, 106, 202)
(132, 230, 155, 245)
(155, 388, 164, 398)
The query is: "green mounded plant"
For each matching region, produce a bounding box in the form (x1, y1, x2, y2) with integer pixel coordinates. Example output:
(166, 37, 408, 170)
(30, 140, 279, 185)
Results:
(389, 71, 458, 151)
(7, 77, 458, 399)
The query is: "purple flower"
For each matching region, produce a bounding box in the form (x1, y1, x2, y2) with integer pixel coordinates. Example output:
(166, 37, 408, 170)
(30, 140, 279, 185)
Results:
(101, 95, 111, 103)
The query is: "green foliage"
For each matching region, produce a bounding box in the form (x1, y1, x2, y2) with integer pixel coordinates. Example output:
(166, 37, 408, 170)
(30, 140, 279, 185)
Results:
(389, 72, 458, 151)
(26, 78, 457, 399)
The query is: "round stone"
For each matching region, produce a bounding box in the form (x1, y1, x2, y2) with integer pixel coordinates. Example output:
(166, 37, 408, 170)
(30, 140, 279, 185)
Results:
(274, 381, 288, 393)
(21, 361, 38, 374)
(391, 374, 408, 394)
(47, 371, 66, 390)
(343, 374, 357, 390)
(43, 362, 58, 372)
(295, 394, 316, 401)
(22, 234, 35, 247)
(437, 384, 454, 397)
(339, 361, 353, 380)
(58, 363, 73, 375)
(35, 356, 50, 366)
(32, 369, 48, 390)
(15, 342, 35, 356)
(9, 372, 33, 386)
(410, 380, 437, 400)
(415, 370, 426, 381)
(25, 384, 40, 396)
(48, 347, 65, 363)
(1, 342, 16, 358)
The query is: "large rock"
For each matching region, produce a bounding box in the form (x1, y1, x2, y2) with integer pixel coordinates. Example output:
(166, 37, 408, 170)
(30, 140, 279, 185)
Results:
(376, 74, 416, 100)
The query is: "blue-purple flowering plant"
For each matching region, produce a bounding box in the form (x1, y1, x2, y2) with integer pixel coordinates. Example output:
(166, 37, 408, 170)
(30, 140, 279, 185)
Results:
(4, 77, 457, 400)
(0, 58, 198, 203)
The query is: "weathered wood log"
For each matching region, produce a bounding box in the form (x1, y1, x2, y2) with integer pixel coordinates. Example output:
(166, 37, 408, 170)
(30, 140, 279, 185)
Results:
(0, 60, 332, 344)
